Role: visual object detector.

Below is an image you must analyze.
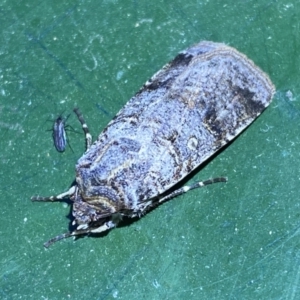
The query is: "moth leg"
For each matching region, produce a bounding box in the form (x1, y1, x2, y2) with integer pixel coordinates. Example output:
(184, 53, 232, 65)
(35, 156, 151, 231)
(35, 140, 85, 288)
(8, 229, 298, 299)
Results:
(90, 220, 117, 233)
(73, 108, 92, 150)
(44, 232, 72, 248)
(31, 186, 76, 202)
(43, 221, 117, 248)
(72, 215, 120, 238)
(158, 177, 227, 204)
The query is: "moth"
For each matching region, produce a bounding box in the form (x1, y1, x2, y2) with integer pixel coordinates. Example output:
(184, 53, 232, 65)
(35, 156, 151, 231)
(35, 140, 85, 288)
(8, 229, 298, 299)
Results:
(32, 41, 275, 247)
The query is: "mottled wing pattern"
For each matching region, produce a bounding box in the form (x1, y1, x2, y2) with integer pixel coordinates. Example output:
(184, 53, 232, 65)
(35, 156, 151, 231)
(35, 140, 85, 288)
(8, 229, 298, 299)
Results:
(76, 41, 275, 207)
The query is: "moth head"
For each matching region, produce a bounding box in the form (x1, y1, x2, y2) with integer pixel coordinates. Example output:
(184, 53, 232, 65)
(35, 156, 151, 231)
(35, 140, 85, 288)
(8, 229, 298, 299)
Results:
(73, 187, 120, 227)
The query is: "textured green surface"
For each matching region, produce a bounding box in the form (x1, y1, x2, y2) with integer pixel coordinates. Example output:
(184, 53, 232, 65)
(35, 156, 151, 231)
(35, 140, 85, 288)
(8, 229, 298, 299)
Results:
(1, 0, 300, 299)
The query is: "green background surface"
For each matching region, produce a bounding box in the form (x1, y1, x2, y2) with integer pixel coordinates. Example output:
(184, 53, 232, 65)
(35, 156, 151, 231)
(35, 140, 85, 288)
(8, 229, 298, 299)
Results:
(1, 0, 299, 299)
